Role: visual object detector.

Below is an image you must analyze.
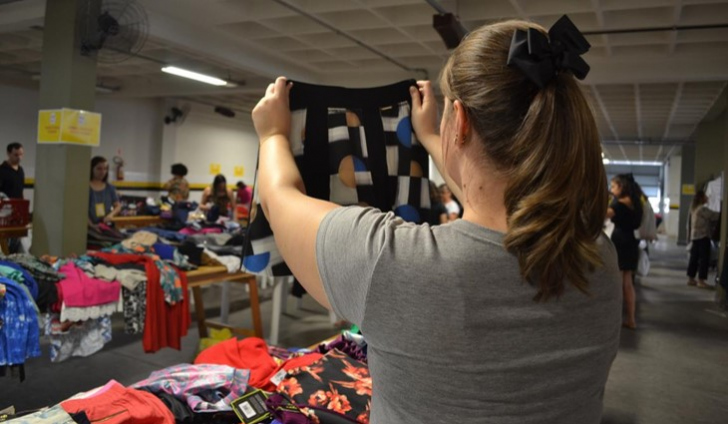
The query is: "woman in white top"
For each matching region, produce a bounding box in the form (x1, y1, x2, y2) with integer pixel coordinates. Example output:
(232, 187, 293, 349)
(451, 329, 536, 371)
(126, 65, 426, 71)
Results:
(439, 183, 461, 221)
(251, 17, 621, 424)
(687, 190, 720, 287)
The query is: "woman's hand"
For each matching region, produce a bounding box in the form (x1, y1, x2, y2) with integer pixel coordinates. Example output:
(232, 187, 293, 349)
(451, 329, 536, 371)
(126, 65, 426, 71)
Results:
(410, 80, 439, 141)
(252, 77, 293, 145)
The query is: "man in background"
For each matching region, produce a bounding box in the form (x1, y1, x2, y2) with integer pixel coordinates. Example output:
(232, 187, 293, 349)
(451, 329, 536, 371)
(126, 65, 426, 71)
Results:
(0, 142, 26, 253)
(0, 142, 25, 199)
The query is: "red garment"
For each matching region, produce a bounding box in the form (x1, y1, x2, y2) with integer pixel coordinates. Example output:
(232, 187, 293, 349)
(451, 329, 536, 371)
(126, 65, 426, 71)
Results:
(89, 252, 190, 353)
(194, 337, 278, 388)
(259, 352, 324, 391)
(61, 382, 174, 423)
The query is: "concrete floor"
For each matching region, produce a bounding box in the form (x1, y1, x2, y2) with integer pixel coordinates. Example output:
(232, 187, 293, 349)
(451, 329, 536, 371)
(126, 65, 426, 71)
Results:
(2, 237, 728, 422)
(601, 237, 728, 424)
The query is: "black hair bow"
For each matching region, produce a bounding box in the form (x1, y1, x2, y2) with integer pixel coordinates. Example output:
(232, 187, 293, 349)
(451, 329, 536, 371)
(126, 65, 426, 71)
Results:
(506, 15, 591, 88)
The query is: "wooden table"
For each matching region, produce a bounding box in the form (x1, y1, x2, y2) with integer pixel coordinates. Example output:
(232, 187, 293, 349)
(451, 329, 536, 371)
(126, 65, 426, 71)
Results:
(110, 215, 164, 229)
(0, 226, 29, 255)
(186, 266, 263, 339)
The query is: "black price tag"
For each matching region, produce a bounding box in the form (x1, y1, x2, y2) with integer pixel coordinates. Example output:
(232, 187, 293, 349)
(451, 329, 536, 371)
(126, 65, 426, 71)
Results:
(231, 390, 272, 424)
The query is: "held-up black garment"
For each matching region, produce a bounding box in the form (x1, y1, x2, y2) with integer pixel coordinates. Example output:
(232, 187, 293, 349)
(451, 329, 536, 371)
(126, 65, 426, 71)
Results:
(243, 80, 431, 276)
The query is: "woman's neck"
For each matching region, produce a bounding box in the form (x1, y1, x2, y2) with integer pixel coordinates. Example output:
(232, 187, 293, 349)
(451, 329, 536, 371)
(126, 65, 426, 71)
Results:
(90, 180, 105, 189)
(458, 159, 509, 233)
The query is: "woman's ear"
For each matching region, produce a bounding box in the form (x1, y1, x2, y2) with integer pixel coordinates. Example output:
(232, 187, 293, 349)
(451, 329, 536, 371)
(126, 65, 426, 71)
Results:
(452, 100, 468, 145)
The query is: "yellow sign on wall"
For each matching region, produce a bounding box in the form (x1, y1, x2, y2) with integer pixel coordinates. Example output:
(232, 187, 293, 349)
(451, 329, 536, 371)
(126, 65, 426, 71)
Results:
(682, 184, 695, 195)
(234, 166, 244, 177)
(209, 163, 221, 175)
(38, 108, 102, 146)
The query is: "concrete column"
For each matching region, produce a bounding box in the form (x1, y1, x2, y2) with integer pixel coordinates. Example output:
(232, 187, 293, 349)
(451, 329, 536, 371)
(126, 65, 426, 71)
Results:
(678, 145, 695, 245)
(665, 154, 682, 238)
(31, 0, 97, 255)
(695, 113, 726, 190)
(718, 98, 728, 273)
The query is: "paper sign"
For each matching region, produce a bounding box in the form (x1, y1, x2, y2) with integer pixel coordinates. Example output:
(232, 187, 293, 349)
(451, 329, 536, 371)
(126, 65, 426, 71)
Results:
(210, 163, 221, 175)
(681, 184, 695, 195)
(234, 166, 244, 177)
(38, 108, 102, 146)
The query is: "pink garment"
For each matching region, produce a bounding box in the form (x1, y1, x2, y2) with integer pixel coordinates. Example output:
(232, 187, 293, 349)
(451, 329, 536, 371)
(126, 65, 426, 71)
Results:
(237, 187, 252, 205)
(58, 262, 121, 307)
(178, 227, 223, 235)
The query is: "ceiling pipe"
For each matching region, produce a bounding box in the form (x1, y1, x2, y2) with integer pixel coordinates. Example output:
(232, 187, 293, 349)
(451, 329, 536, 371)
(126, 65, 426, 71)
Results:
(270, 0, 428, 79)
(601, 139, 694, 146)
(423, 0, 449, 15)
(583, 23, 728, 36)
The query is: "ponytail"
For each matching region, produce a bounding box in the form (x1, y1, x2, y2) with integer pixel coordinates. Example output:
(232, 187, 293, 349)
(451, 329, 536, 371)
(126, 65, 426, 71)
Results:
(440, 20, 608, 301)
(503, 75, 607, 300)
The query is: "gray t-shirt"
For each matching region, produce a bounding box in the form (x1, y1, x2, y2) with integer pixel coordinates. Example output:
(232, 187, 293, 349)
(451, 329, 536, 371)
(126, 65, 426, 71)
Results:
(316, 207, 622, 424)
(88, 183, 119, 224)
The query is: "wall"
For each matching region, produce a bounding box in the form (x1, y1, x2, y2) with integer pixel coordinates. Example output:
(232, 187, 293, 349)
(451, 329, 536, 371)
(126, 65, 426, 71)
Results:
(0, 83, 260, 206)
(665, 154, 682, 237)
(93, 96, 164, 184)
(170, 103, 259, 203)
(695, 114, 726, 190)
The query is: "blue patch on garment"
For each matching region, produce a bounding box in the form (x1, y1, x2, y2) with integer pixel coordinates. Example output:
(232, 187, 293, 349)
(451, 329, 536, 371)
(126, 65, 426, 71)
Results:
(243, 252, 271, 273)
(394, 204, 420, 223)
(352, 156, 367, 172)
(396, 117, 412, 148)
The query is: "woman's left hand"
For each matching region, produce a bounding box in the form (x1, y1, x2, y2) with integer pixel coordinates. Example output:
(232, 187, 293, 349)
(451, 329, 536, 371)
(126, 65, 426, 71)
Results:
(252, 77, 293, 145)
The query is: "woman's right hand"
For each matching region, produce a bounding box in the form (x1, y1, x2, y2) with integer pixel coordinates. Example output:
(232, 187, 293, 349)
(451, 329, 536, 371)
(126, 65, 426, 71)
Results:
(410, 81, 439, 141)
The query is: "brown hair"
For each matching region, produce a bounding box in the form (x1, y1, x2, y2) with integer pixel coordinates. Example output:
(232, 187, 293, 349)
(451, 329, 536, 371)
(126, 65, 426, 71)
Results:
(691, 190, 708, 212)
(90, 156, 109, 183)
(440, 21, 608, 301)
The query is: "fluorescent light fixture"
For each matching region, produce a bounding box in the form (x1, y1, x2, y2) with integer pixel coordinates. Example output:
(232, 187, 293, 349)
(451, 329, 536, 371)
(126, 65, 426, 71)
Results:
(602, 158, 610, 164)
(606, 160, 663, 166)
(161, 66, 227, 86)
(95, 85, 118, 94)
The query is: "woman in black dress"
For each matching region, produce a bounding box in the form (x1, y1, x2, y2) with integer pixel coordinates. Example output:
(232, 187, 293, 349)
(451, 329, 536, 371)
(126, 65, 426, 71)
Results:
(607, 174, 643, 329)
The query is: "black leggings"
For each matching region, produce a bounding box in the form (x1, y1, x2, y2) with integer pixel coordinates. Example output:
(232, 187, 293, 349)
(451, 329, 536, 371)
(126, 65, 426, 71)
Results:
(687, 237, 712, 280)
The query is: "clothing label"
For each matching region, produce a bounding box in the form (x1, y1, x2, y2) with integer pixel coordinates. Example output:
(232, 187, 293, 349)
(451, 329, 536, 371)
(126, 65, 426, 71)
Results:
(95, 202, 106, 218)
(270, 369, 288, 387)
(231, 390, 271, 424)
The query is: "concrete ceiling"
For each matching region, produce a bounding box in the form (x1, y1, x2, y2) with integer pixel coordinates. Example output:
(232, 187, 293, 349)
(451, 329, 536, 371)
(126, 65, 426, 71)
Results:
(1, 0, 727, 162)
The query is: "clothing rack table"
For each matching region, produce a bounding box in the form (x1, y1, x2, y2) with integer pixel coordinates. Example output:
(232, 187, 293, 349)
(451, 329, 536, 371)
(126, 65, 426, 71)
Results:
(185, 266, 263, 339)
(110, 215, 164, 229)
(0, 225, 29, 255)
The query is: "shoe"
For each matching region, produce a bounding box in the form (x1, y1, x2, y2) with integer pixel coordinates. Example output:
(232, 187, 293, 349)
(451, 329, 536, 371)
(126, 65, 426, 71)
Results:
(688, 279, 697, 286)
(697, 280, 713, 289)
(622, 321, 637, 330)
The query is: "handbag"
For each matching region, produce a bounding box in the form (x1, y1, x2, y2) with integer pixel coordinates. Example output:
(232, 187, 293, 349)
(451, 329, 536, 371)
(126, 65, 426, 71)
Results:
(637, 246, 650, 277)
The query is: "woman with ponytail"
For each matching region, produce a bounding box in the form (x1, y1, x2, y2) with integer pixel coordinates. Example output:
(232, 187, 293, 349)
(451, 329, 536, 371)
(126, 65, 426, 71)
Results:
(252, 16, 621, 424)
(607, 174, 643, 329)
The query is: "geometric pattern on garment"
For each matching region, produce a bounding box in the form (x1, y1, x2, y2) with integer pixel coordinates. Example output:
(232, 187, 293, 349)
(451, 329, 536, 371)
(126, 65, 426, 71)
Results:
(243, 80, 430, 277)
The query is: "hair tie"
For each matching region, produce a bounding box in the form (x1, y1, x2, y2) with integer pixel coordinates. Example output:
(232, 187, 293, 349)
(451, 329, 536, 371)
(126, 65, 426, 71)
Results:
(506, 15, 591, 88)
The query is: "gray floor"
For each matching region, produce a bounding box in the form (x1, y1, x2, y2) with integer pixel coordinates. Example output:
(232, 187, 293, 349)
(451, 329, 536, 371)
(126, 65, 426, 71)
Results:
(601, 237, 728, 424)
(2, 238, 728, 422)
